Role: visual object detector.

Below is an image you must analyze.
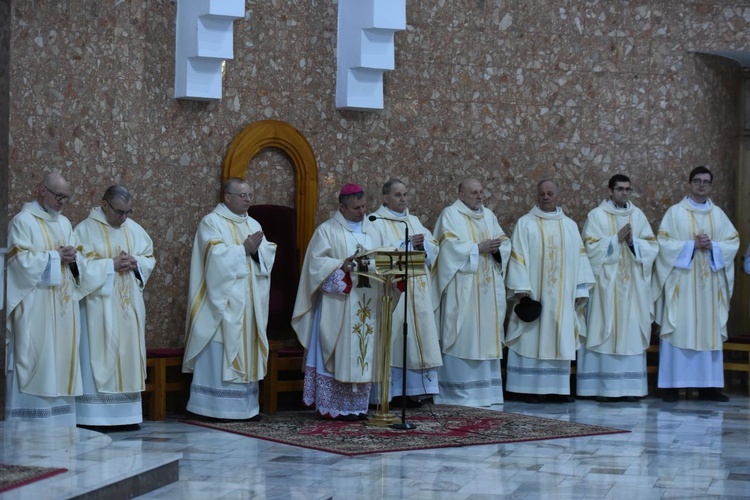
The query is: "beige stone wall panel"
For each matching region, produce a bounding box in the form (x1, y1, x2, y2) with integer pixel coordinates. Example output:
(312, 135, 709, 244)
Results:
(8, 0, 746, 347)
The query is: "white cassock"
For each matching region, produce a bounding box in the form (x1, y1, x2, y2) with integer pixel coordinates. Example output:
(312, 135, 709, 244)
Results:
(182, 204, 276, 419)
(653, 197, 739, 388)
(577, 200, 658, 398)
(74, 207, 156, 425)
(292, 211, 383, 418)
(505, 206, 594, 395)
(5, 201, 84, 425)
(369, 206, 442, 399)
(432, 200, 510, 407)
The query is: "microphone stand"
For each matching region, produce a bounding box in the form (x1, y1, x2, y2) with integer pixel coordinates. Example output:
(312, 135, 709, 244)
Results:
(369, 214, 417, 429)
(391, 222, 415, 430)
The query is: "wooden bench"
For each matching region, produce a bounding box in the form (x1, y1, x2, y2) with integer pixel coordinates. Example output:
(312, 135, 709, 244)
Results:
(260, 341, 305, 415)
(723, 338, 750, 393)
(143, 348, 192, 421)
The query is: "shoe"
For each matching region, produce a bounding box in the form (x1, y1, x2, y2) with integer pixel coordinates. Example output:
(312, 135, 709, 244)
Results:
(335, 414, 359, 422)
(248, 414, 262, 422)
(662, 389, 679, 402)
(698, 388, 729, 402)
(559, 395, 575, 403)
(621, 396, 639, 403)
(357, 413, 369, 421)
(595, 396, 612, 403)
(524, 395, 541, 404)
(78, 424, 141, 432)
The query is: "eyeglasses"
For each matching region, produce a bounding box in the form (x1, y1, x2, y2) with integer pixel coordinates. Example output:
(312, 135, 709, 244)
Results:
(226, 192, 252, 200)
(105, 199, 133, 217)
(43, 185, 71, 202)
(691, 178, 712, 186)
(613, 187, 632, 193)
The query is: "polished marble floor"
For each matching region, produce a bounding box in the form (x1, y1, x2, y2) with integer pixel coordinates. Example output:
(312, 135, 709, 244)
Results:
(3, 393, 750, 499)
(113, 392, 750, 499)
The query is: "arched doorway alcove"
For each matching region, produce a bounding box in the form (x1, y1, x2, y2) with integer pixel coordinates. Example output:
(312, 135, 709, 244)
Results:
(221, 120, 318, 268)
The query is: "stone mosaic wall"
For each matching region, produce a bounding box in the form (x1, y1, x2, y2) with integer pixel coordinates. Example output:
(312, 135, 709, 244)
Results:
(8, 1, 747, 347)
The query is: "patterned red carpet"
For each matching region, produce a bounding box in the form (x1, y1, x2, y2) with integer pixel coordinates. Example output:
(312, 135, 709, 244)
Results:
(0, 464, 67, 494)
(184, 405, 628, 456)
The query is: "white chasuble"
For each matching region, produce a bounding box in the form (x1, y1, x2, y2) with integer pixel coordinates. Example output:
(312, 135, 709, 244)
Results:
(583, 201, 658, 355)
(370, 205, 442, 370)
(292, 211, 383, 384)
(6, 202, 84, 397)
(653, 198, 739, 351)
(183, 204, 276, 382)
(433, 200, 510, 360)
(75, 208, 156, 393)
(505, 207, 594, 360)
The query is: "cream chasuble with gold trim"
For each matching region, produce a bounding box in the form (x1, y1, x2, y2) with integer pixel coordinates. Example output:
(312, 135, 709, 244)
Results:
(183, 204, 276, 382)
(6, 201, 84, 397)
(370, 205, 442, 370)
(75, 208, 156, 393)
(653, 197, 739, 351)
(292, 211, 384, 384)
(433, 199, 510, 360)
(583, 201, 658, 355)
(505, 206, 594, 360)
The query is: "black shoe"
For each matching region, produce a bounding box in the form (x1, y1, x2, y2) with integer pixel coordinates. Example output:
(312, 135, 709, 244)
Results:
(524, 395, 541, 404)
(698, 388, 729, 402)
(357, 413, 369, 421)
(78, 424, 141, 432)
(662, 389, 679, 402)
(621, 396, 639, 403)
(595, 396, 612, 403)
(335, 414, 359, 422)
(248, 414, 262, 422)
(559, 395, 575, 403)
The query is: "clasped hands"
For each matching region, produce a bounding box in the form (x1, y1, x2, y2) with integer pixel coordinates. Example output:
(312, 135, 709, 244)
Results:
(478, 237, 503, 254)
(694, 233, 713, 250)
(113, 250, 138, 273)
(243, 231, 264, 256)
(617, 223, 633, 245)
(57, 245, 77, 264)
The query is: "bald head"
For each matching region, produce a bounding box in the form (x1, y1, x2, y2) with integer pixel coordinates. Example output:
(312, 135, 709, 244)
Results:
(536, 179, 559, 212)
(458, 178, 483, 211)
(37, 172, 71, 213)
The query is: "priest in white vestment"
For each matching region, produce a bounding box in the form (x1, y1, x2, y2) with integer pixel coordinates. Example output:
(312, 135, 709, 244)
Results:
(74, 186, 156, 427)
(577, 175, 658, 401)
(183, 178, 276, 420)
(5, 173, 84, 425)
(432, 178, 511, 407)
(653, 166, 739, 402)
(505, 180, 594, 403)
(369, 178, 442, 405)
(292, 184, 384, 421)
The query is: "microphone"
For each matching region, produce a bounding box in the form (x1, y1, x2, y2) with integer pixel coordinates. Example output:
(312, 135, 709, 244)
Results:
(369, 214, 403, 223)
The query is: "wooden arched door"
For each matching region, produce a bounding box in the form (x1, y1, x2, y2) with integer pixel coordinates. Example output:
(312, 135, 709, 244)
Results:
(221, 120, 318, 270)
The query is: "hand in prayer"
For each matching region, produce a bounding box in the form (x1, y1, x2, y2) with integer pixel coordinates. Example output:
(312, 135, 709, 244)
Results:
(244, 231, 264, 256)
(410, 233, 425, 250)
(478, 237, 502, 254)
(114, 251, 137, 273)
(617, 223, 632, 245)
(695, 233, 712, 250)
(58, 245, 77, 264)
